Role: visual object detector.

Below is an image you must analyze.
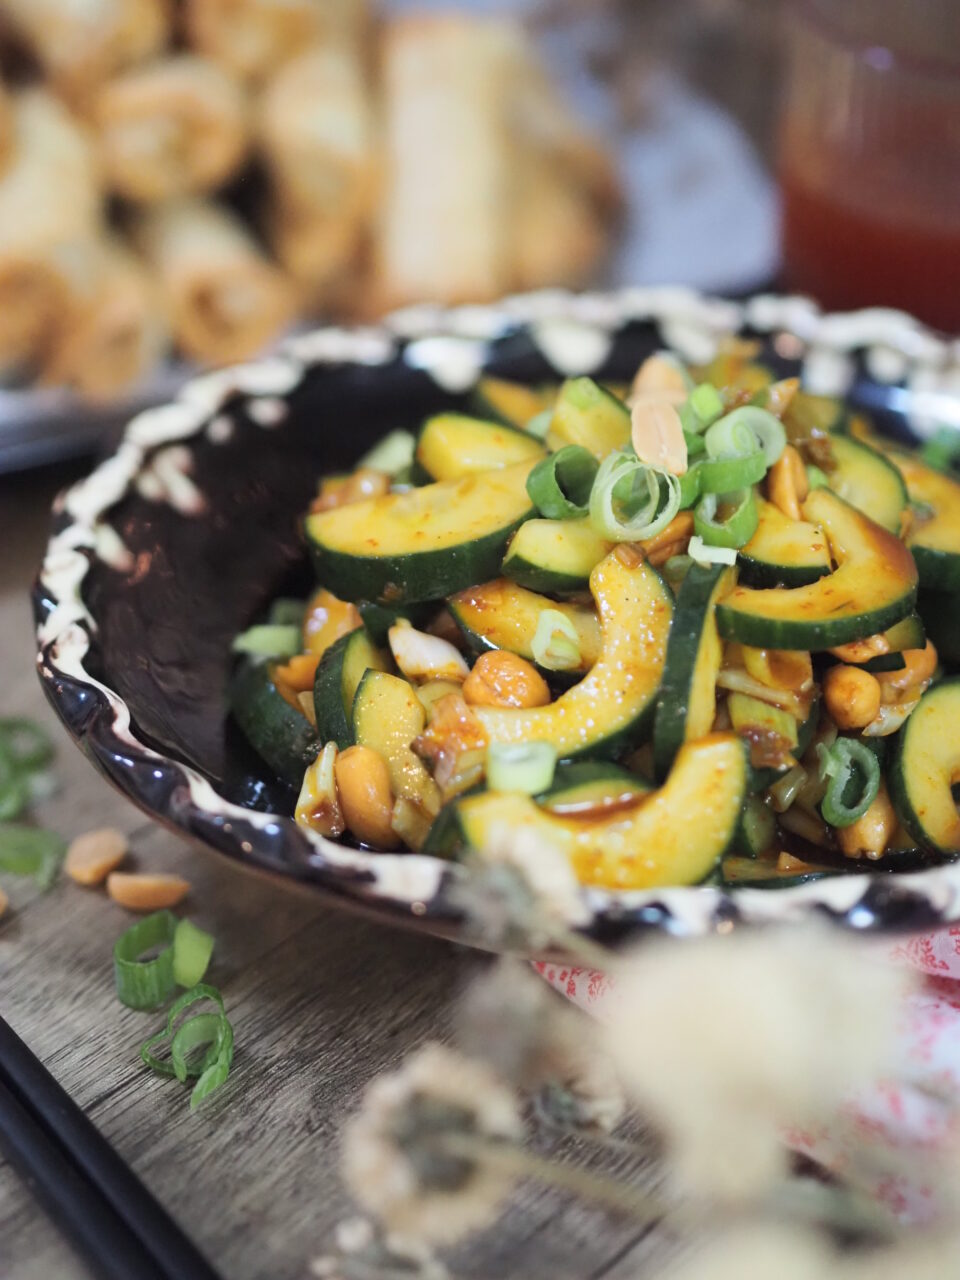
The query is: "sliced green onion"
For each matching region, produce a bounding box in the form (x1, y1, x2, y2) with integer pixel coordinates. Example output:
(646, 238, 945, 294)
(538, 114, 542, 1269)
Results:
(268, 598, 306, 627)
(706, 406, 786, 467)
(532, 609, 581, 672)
(920, 426, 960, 473)
(687, 535, 737, 567)
(678, 463, 702, 510)
(661, 555, 693, 590)
(0, 747, 29, 821)
(0, 825, 66, 888)
(694, 489, 758, 549)
(525, 408, 553, 440)
(589, 451, 681, 542)
(486, 742, 557, 794)
(140, 982, 234, 1108)
(681, 382, 725, 435)
(527, 446, 598, 520)
(114, 910, 177, 1010)
(806, 465, 830, 490)
(231, 624, 301, 658)
(173, 919, 215, 988)
(357, 429, 416, 476)
(683, 429, 706, 459)
(817, 738, 880, 828)
(0, 719, 55, 773)
(697, 449, 767, 494)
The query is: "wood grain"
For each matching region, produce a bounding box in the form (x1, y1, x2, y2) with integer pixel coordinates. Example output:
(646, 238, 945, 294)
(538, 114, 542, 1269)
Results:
(0, 469, 669, 1280)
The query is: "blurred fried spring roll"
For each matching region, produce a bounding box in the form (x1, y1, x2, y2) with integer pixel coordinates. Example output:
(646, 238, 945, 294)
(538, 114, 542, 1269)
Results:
(268, 201, 366, 312)
(512, 153, 609, 292)
(135, 199, 295, 365)
(40, 237, 167, 400)
(0, 0, 169, 103)
(374, 14, 514, 309)
(184, 0, 369, 85)
(257, 45, 376, 217)
(94, 56, 249, 203)
(0, 90, 101, 367)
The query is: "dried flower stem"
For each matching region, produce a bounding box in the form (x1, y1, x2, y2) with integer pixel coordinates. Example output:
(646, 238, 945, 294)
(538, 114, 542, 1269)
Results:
(431, 1132, 668, 1221)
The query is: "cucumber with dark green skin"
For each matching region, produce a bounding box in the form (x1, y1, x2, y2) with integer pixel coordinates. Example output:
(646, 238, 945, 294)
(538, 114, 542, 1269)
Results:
(890, 678, 960, 854)
(435, 734, 749, 890)
(918, 590, 960, 664)
(717, 489, 918, 650)
(825, 435, 907, 533)
(536, 762, 652, 814)
(415, 412, 544, 481)
(890, 450, 960, 591)
(653, 562, 735, 781)
(471, 376, 554, 428)
(737, 497, 831, 589)
(749, 696, 820, 793)
(305, 461, 537, 604)
(231, 661, 320, 786)
(313, 630, 390, 749)
(732, 795, 776, 858)
(720, 854, 840, 889)
(501, 518, 611, 596)
(448, 579, 601, 677)
(546, 378, 631, 458)
(358, 602, 433, 646)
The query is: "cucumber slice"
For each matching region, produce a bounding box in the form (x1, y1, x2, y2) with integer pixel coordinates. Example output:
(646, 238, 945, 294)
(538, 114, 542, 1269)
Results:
(358, 602, 433, 646)
(732, 794, 776, 858)
(918, 590, 960, 664)
(717, 489, 918, 650)
(653, 562, 735, 781)
(475, 550, 673, 760)
(440, 733, 748, 889)
(893, 451, 960, 590)
(890, 678, 960, 854)
(546, 378, 631, 458)
(502, 518, 611, 596)
(537, 762, 652, 815)
(825, 435, 907, 533)
(415, 413, 545, 481)
(738, 497, 831, 589)
(472, 376, 554, 428)
(351, 670, 440, 811)
(720, 853, 841, 888)
(448, 579, 600, 676)
(231, 661, 320, 786)
(305, 460, 536, 604)
(313, 629, 391, 748)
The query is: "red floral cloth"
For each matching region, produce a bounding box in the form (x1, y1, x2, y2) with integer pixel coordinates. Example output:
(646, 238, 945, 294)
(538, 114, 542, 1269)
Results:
(535, 930, 960, 1220)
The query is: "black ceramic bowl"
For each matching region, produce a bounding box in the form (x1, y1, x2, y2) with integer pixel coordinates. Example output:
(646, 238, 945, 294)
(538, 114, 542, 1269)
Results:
(34, 289, 960, 942)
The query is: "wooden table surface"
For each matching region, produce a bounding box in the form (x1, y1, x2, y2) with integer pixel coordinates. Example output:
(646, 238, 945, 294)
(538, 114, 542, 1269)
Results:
(0, 467, 672, 1280)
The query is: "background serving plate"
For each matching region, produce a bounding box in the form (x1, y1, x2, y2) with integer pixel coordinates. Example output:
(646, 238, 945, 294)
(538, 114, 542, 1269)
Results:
(33, 288, 960, 943)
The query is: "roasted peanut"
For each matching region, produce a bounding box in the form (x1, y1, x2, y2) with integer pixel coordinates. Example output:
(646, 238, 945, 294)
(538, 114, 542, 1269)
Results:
(877, 640, 937, 701)
(462, 651, 551, 709)
(822, 664, 881, 730)
(838, 782, 897, 859)
(334, 744, 397, 849)
(767, 445, 805, 521)
(639, 511, 694, 563)
(829, 634, 889, 663)
(629, 353, 689, 406)
(630, 399, 687, 475)
(107, 872, 190, 910)
(65, 827, 128, 885)
(303, 588, 362, 658)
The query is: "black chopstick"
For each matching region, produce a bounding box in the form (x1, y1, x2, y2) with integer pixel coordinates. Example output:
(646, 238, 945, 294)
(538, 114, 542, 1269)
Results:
(0, 1015, 221, 1280)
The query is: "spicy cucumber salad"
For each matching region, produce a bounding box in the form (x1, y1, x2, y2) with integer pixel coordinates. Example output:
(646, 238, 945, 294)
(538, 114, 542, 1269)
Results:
(231, 345, 960, 892)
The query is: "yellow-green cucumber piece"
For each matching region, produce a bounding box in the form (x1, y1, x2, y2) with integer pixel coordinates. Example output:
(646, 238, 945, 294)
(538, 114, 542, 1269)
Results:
(475, 550, 672, 760)
(313, 629, 390, 749)
(502, 518, 612, 596)
(653, 561, 735, 781)
(890, 678, 960, 855)
(448, 579, 600, 675)
(546, 377, 631, 458)
(737, 496, 831, 589)
(415, 413, 545, 481)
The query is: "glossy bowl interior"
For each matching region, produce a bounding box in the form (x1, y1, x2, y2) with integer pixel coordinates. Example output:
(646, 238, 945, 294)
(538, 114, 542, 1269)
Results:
(34, 290, 960, 942)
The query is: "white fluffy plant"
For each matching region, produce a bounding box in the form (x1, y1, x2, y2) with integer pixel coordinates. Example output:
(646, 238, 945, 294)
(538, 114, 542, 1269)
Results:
(601, 926, 914, 1204)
